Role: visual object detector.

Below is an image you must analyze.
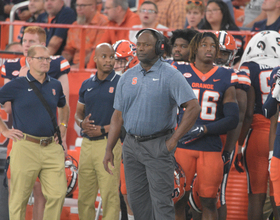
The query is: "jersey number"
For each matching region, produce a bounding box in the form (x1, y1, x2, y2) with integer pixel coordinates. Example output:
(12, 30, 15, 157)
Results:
(193, 89, 220, 120)
(259, 70, 272, 104)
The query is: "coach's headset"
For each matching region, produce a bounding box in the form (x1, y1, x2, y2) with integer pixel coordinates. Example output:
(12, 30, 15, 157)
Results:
(135, 28, 165, 56)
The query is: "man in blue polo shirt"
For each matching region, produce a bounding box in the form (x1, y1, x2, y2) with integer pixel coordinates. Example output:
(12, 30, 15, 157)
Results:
(103, 29, 201, 220)
(36, 0, 76, 55)
(251, 0, 280, 32)
(0, 45, 69, 220)
(75, 43, 121, 220)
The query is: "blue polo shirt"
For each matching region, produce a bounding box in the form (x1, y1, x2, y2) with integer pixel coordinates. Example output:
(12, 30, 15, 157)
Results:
(252, 16, 280, 32)
(36, 6, 76, 55)
(0, 71, 66, 137)
(78, 70, 120, 139)
(114, 59, 197, 136)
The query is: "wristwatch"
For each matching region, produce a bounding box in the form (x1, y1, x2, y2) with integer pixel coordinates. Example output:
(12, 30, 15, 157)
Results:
(100, 126, 106, 134)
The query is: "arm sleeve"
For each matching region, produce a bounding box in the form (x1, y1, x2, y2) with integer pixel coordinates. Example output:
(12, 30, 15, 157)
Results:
(263, 92, 278, 118)
(206, 102, 239, 135)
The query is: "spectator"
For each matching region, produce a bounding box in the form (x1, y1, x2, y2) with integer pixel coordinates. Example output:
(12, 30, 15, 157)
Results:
(3, 0, 31, 21)
(242, 0, 266, 28)
(26, 0, 45, 20)
(184, 0, 235, 28)
(62, 0, 108, 68)
(201, 0, 244, 66)
(185, 0, 205, 30)
(87, 0, 140, 68)
(148, 0, 186, 29)
(17, 0, 45, 41)
(129, 1, 169, 44)
(36, 0, 76, 55)
(251, 0, 280, 32)
(5, 42, 23, 52)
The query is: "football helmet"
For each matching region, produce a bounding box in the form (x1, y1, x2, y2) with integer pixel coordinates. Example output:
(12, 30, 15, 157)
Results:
(172, 162, 186, 204)
(65, 155, 78, 197)
(215, 31, 237, 67)
(113, 40, 139, 74)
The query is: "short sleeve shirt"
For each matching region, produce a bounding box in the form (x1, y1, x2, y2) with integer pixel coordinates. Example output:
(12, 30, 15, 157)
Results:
(78, 70, 120, 130)
(114, 59, 197, 136)
(0, 71, 66, 136)
(36, 6, 76, 55)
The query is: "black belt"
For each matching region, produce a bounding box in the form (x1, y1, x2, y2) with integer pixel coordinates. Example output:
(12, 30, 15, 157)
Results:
(88, 134, 108, 141)
(128, 129, 173, 142)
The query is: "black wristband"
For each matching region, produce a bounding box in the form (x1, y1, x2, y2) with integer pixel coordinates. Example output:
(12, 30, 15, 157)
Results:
(101, 126, 105, 134)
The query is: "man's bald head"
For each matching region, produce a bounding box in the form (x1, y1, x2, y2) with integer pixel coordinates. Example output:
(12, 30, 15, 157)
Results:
(95, 43, 115, 56)
(94, 43, 115, 75)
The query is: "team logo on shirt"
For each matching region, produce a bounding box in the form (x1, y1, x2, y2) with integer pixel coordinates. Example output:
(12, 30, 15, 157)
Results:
(132, 77, 137, 85)
(12, 70, 19, 76)
(183, 73, 192, 78)
(52, 89, 56, 96)
(109, 87, 114, 93)
(257, 41, 266, 50)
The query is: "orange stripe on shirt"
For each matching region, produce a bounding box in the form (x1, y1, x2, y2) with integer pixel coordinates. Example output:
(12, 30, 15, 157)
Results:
(239, 66, 250, 76)
(231, 72, 238, 83)
(61, 59, 70, 71)
(1, 65, 6, 76)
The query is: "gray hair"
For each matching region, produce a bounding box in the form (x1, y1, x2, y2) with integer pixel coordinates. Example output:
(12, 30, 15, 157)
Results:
(27, 45, 48, 57)
(113, 0, 128, 10)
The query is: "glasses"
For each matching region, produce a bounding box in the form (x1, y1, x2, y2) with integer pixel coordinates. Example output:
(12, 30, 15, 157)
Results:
(187, 1, 202, 5)
(139, 9, 157, 14)
(74, 4, 92, 9)
(205, 8, 221, 13)
(31, 57, 52, 62)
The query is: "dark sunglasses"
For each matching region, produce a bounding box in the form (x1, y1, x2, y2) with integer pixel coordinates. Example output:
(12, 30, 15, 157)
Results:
(187, 1, 202, 6)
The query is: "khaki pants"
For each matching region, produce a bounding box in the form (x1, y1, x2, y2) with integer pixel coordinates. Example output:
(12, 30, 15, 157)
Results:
(9, 136, 66, 220)
(78, 137, 122, 220)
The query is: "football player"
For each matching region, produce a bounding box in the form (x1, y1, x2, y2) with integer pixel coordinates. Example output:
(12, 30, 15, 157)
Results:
(173, 32, 239, 220)
(168, 28, 199, 64)
(239, 30, 280, 220)
(188, 31, 251, 220)
(113, 39, 139, 75)
(263, 65, 280, 220)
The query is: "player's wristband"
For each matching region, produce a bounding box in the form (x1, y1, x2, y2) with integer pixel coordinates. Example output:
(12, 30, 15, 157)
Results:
(60, 123, 67, 128)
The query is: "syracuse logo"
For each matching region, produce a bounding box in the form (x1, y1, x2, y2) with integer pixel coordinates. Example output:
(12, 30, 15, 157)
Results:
(109, 87, 114, 93)
(132, 77, 137, 85)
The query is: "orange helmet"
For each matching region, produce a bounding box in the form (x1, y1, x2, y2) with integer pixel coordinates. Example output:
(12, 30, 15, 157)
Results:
(214, 31, 237, 66)
(172, 162, 186, 204)
(113, 40, 139, 73)
(65, 155, 78, 197)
